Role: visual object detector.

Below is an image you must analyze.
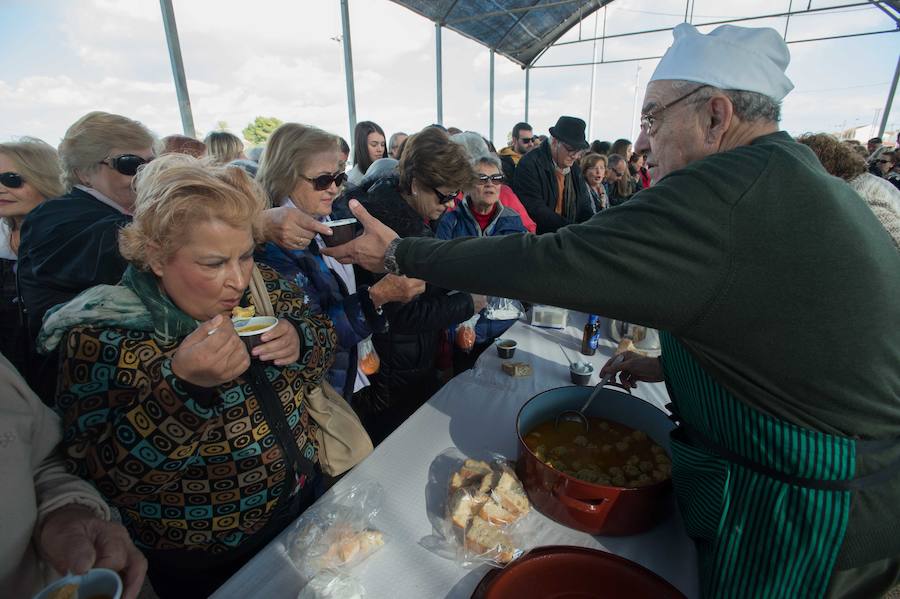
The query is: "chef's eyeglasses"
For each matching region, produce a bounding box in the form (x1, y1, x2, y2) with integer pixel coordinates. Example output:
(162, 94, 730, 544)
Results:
(301, 171, 348, 190)
(433, 187, 460, 204)
(0, 172, 24, 188)
(475, 174, 504, 185)
(640, 85, 710, 135)
(100, 154, 153, 176)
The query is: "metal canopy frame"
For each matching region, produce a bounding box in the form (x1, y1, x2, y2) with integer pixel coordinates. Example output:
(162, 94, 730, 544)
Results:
(157, 0, 900, 143)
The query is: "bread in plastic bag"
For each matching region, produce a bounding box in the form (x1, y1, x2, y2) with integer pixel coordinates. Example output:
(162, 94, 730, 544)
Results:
(484, 297, 525, 321)
(421, 448, 536, 568)
(287, 482, 386, 584)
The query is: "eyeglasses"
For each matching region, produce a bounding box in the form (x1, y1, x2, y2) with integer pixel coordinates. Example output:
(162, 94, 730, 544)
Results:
(301, 171, 348, 190)
(875, 159, 892, 165)
(101, 154, 153, 176)
(518, 136, 536, 144)
(0, 172, 24, 188)
(560, 141, 582, 154)
(432, 187, 460, 204)
(639, 85, 709, 135)
(475, 174, 504, 185)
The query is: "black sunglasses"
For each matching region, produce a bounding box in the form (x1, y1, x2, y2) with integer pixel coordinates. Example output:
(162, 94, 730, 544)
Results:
(875, 159, 892, 165)
(101, 154, 153, 176)
(432, 187, 460, 204)
(518, 136, 536, 144)
(302, 171, 348, 191)
(0, 172, 24, 188)
(476, 174, 504, 185)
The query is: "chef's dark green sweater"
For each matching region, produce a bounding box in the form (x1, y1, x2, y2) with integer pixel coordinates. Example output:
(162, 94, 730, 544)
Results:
(398, 131, 900, 566)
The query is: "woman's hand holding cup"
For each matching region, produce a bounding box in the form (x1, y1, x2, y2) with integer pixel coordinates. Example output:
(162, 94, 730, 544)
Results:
(251, 318, 300, 365)
(172, 315, 250, 387)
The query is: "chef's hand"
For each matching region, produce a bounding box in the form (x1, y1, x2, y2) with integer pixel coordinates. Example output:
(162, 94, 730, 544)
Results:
(252, 318, 300, 365)
(261, 205, 332, 251)
(369, 274, 426, 307)
(321, 200, 399, 273)
(40, 505, 147, 599)
(600, 351, 663, 389)
(171, 315, 250, 387)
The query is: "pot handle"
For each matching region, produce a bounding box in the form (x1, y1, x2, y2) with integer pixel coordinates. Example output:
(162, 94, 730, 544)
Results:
(551, 486, 613, 514)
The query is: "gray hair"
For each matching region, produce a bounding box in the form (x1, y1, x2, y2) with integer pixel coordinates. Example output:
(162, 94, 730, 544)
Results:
(685, 82, 781, 123)
(450, 131, 490, 165)
(388, 132, 407, 151)
(474, 154, 502, 171)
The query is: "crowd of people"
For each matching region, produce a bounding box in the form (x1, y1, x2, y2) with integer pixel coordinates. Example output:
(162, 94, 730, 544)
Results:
(1, 19, 899, 599)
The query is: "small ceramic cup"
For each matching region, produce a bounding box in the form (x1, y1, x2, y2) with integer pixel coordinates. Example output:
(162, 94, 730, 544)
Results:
(235, 316, 279, 352)
(569, 362, 594, 386)
(33, 568, 123, 599)
(496, 339, 517, 359)
(321, 218, 359, 247)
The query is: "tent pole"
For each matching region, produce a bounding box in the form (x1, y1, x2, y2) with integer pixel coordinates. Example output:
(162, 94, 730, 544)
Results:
(159, 0, 195, 137)
(489, 49, 495, 144)
(879, 52, 900, 137)
(525, 66, 530, 122)
(340, 0, 357, 138)
(436, 23, 444, 125)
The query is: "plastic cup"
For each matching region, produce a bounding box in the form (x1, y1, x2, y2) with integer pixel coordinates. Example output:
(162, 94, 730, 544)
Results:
(569, 362, 594, 386)
(32, 568, 122, 599)
(235, 316, 279, 352)
(321, 218, 358, 247)
(496, 339, 517, 359)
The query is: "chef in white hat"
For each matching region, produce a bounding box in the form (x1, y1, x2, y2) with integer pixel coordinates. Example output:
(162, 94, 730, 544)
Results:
(325, 24, 900, 598)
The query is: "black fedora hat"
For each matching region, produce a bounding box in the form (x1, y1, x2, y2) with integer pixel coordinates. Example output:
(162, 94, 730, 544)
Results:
(548, 116, 589, 150)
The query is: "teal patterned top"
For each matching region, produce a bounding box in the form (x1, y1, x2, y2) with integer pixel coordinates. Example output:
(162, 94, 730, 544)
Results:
(55, 264, 337, 552)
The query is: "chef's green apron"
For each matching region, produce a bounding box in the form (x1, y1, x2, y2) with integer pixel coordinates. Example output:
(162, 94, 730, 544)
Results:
(660, 331, 859, 598)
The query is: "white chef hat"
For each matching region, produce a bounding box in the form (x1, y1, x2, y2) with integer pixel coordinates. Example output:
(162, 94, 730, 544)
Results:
(649, 23, 794, 101)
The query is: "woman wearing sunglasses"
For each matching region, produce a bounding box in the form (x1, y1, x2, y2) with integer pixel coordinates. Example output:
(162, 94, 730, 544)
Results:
(333, 126, 484, 443)
(256, 123, 425, 407)
(0, 138, 65, 373)
(16, 111, 156, 403)
(436, 151, 527, 373)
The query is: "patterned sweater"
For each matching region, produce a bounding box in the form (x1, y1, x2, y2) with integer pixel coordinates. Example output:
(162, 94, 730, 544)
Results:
(55, 265, 336, 553)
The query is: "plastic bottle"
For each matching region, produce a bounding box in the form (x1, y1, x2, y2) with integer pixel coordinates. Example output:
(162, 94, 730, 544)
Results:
(581, 314, 600, 356)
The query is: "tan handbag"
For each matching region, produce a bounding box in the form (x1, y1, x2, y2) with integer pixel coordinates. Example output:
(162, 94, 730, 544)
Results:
(249, 265, 373, 476)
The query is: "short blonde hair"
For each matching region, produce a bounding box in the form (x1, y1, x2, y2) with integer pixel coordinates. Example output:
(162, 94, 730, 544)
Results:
(0, 137, 65, 200)
(204, 131, 244, 165)
(58, 111, 156, 190)
(119, 154, 268, 270)
(256, 123, 340, 203)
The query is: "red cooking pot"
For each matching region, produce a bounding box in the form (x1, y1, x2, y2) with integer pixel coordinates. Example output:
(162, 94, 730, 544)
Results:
(516, 384, 674, 535)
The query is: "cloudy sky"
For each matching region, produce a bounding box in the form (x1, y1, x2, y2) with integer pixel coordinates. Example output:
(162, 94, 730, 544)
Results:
(2, 0, 898, 151)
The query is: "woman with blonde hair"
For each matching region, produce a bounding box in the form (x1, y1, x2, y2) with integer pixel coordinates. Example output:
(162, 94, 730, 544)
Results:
(0, 138, 65, 378)
(204, 130, 245, 165)
(16, 112, 156, 402)
(256, 122, 424, 406)
(39, 154, 336, 598)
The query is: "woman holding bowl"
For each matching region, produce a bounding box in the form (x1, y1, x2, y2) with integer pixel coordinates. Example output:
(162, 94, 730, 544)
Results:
(256, 122, 425, 404)
(40, 155, 336, 598)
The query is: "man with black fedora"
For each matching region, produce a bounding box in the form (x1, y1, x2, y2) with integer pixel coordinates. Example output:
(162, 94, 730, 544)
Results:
(511, 116, 594, 234)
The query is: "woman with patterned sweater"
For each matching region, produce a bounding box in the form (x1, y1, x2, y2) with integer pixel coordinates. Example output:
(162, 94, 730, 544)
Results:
(38, 155, 336, 598)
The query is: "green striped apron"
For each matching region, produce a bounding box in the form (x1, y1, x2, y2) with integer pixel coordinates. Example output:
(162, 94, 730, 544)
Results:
(660, 331, 855, 598)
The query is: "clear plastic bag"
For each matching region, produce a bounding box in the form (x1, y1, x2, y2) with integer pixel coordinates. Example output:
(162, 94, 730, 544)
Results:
(287, 482, 386, 591)
(358, 336, 380, 375)
(420, 448, 539, 568)
(297, 570, 366, 599)
(454, 314, 480, 352)
(484, 297, 525, 321)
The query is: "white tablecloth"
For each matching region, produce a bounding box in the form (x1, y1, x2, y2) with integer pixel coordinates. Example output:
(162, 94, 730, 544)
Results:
(212, 315, 699, 598)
